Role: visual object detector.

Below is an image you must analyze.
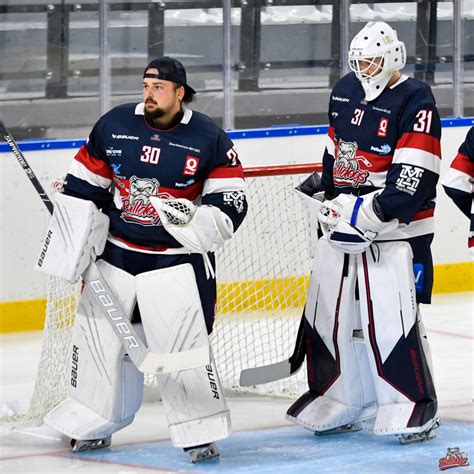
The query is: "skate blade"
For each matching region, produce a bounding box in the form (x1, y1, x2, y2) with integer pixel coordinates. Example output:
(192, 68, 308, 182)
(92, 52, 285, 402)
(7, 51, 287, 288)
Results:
(187, 443, 220, 463)
(398, 418, 441, 445)
(314, 422, 363, 436)
(71, 436, 111, 452)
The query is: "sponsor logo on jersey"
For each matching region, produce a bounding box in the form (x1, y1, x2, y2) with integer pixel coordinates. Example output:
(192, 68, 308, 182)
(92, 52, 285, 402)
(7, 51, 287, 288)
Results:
(112, 134, 139, 140)
(150, 134, 161, 142)
(377, 117, 389, 137)
(395, 164, 424, 196)
(71, 345, 79, 388)
(372, 106, 392, 114)
(333, 139, 370, 187)
(439, 447, 470, 470)
(332, 95, 350, 102)
(169, 141, 201, 154)
(206, 364, 220, 399)
(184, 156, 200, 176)
(120, 176, 162, 226)
(111, 163, 122, 175)
(370, 144, 392, 155)
(175, 179, 196, 188)
(106, 147, 122, 157)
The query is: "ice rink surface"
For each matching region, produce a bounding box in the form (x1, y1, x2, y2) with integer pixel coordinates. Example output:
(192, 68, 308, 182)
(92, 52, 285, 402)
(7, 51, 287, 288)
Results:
(0, 292, 472, 473)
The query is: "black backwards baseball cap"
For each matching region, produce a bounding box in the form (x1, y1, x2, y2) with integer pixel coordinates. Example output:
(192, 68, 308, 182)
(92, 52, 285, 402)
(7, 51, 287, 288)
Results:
(143, 56, 196, 95)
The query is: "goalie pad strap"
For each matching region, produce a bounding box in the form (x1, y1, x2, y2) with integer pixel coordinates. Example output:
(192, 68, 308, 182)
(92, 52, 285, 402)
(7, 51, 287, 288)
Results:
(35, 193, 109, 282)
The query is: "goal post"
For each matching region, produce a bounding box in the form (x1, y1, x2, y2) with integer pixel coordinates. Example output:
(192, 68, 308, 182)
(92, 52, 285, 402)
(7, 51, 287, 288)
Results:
(1, 162, 321, 427)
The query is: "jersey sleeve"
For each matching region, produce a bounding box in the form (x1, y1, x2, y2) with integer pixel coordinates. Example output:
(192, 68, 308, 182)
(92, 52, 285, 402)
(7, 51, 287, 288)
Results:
(63, 118, 114, 210)
(201, 128, 248, 231)
(377, 90, 441, 223)
(321, 96, 336, 198)
(442, 127, 474, 218)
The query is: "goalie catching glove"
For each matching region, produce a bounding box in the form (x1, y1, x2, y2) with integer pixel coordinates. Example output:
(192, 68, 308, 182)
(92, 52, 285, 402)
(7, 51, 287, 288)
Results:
(35, 193, 109, 282)
(150, 197, 234, 278)
(318, 191, 398, 254)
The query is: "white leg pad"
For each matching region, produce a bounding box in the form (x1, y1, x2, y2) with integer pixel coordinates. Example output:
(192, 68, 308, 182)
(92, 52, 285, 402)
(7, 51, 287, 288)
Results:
(135, 264, 230, 447)
(357, 242, 438, 435)
(44, 260, 144, 440)
(287, 238, 377, 432)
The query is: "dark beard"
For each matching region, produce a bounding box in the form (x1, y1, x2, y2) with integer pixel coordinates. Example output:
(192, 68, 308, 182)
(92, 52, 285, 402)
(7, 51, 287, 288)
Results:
(144, 106, 166, 121)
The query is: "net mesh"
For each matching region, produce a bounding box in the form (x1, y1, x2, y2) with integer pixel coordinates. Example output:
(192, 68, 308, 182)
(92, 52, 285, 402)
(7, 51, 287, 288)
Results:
(1, 164, 320, 428)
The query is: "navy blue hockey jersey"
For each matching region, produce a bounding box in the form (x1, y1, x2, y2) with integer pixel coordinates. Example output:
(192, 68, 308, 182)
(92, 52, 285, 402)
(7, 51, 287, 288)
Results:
(322, 73, 441, 240)
(63, 104, 248, 252)
(442, 126, 474, 252)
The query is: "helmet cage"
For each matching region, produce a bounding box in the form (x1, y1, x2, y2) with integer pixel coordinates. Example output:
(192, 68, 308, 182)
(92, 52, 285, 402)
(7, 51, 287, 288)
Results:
(348, 53, 386, 81)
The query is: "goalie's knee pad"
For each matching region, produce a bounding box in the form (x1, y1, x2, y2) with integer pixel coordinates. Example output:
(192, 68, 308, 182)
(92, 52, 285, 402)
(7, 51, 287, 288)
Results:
(135, 264, 230, 447)
(356, 241, 438, 435)
(44, 260, 143, 440)
(286, 238, 377, 432)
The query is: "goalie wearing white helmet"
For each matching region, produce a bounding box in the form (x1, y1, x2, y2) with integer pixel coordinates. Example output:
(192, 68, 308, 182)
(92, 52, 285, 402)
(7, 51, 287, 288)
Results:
(288, 22, 441, 444)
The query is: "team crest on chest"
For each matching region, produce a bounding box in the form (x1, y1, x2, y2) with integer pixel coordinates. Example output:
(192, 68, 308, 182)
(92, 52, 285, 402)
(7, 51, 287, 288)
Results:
(120, 176, 167, 226)
(333, 140, 371, 187)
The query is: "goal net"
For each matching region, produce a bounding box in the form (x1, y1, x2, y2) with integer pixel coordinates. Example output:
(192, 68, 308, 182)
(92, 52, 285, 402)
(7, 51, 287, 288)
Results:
(2, 163, 321, 428)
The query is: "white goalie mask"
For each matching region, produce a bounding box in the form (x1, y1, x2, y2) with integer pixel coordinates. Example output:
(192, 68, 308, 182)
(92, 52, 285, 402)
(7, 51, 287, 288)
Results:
(348, 21, 406, 101)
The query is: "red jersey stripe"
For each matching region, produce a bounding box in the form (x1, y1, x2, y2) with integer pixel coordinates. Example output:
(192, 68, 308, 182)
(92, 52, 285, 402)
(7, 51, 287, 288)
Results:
(74, 145, 113, 179)
(158, 182, 203, 200)
(396, 132, 441, 158)
(207, 164, 244, 179)
(411, 208, 435, 222)
(451, 152, 474, 177)
(112, 236, 170, 252)
(328, 126, 335, 139)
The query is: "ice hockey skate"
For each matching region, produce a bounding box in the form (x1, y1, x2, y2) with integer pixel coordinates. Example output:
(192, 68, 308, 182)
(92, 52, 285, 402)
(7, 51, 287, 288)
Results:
(398, 418, 441, 445)
(71, 436, 112, 452)
(183, 442, 220, 463)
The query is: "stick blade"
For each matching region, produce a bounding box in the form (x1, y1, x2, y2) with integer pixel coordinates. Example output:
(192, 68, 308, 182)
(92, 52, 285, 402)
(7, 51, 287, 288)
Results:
(139, 346, 210, 374)
(239, 360, 297, 386)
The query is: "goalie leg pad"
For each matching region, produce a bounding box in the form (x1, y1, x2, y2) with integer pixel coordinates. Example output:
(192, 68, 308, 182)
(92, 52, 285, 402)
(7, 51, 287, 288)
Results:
(356, 242, 438, 435)
(286, 238, 377, 432)
(135, 264, 230, 447)
(35, 193, 109, 282)
(44, 260, 144, 440)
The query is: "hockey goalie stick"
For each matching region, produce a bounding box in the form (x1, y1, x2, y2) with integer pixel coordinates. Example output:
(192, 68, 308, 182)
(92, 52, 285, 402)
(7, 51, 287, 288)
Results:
(239, 172, 323, 386)
(0, 120, 210, 375)
(239, 313, 306, 386)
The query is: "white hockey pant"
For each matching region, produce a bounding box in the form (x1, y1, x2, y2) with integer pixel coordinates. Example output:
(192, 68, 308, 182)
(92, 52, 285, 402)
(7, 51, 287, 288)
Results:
(44, 262, 230, 446)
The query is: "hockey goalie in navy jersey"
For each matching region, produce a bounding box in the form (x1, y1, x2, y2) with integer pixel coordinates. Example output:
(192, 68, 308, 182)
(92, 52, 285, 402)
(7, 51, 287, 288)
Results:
(442, 127, 474, 259)
(35, 56, 247, 462)
(287, 22, 441, 444)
